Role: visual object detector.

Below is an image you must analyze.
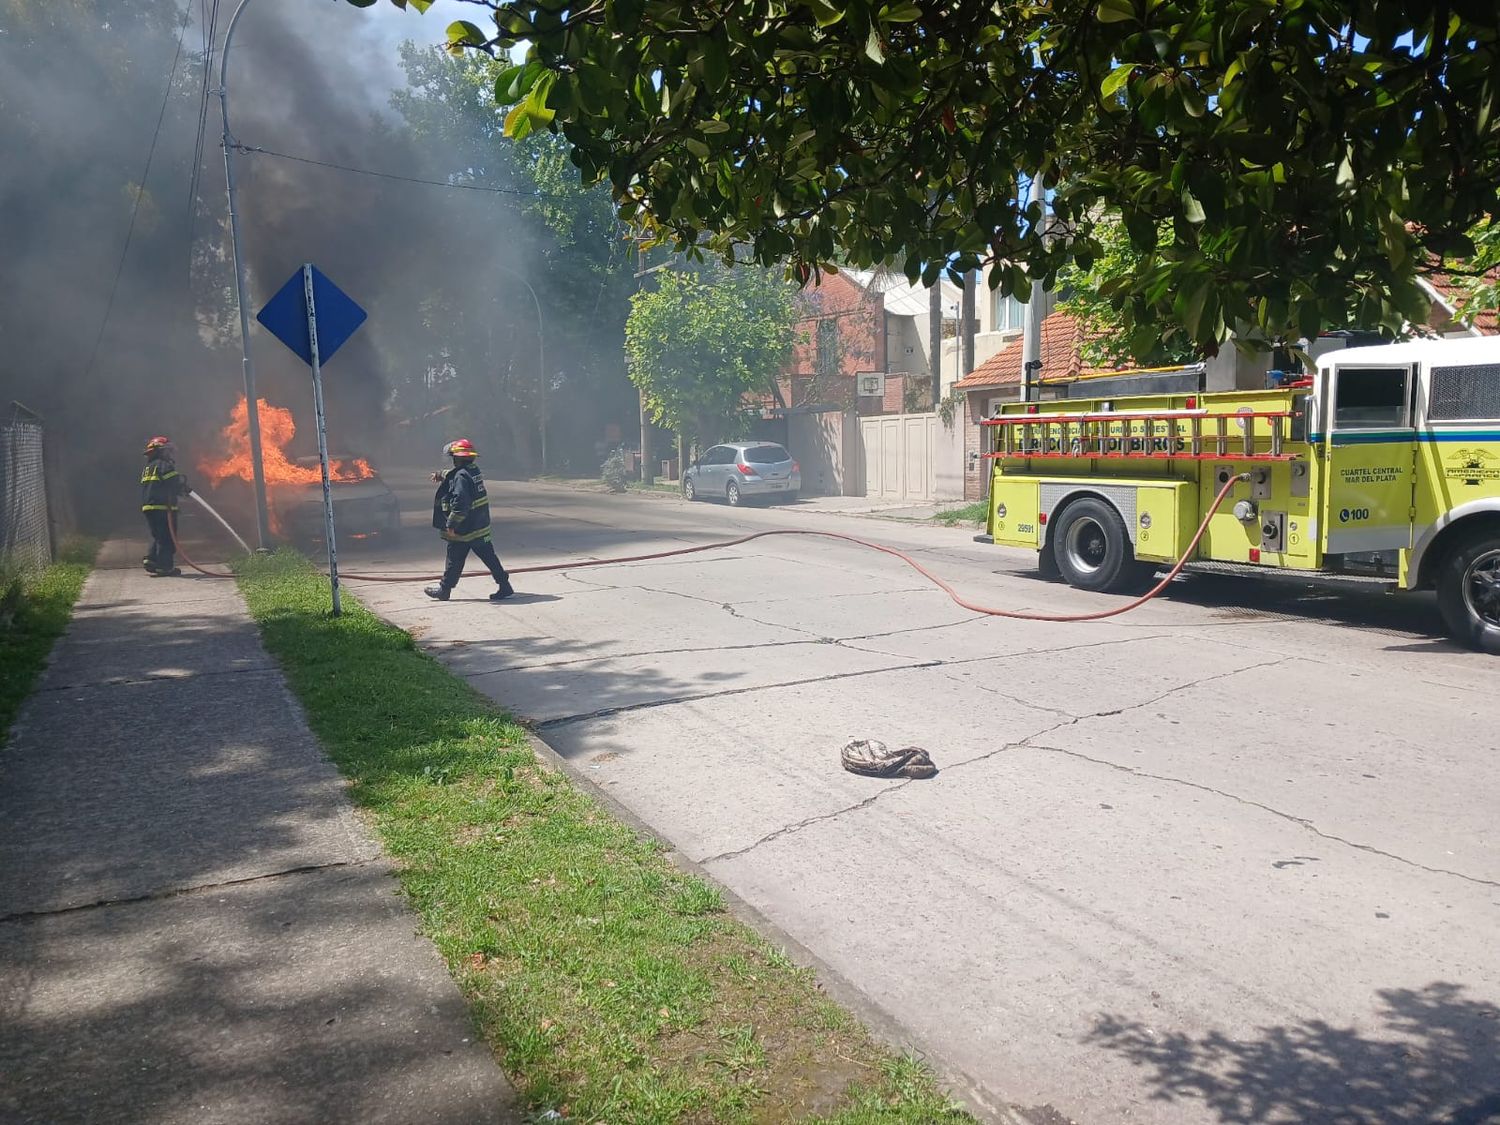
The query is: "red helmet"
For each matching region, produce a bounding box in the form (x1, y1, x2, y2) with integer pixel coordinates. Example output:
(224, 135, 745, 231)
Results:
(144, 435, 171, 456)
(445, 438, 477, 459)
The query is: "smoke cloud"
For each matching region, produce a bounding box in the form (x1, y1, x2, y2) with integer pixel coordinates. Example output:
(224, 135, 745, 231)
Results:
(0, 0, 636, 536)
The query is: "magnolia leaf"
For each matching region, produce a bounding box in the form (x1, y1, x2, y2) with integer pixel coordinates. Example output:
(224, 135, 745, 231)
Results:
(447, 20, 488, 48)
(1182, 189, 1206, 224)
(503, 100, 534, 139)
(1101, 64, 1135, 99)
(808, 0, 845, 28)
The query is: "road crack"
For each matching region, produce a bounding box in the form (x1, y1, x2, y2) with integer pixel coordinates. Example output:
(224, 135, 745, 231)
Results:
(699, 781, 914, 865)
(0, 859, 379, 926)
(939, 658, 1289, 772)
(1020, 743, 1500, 890)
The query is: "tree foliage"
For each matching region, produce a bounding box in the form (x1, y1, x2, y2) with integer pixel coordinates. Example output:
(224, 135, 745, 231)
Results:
(625, 264, 798, 444)
(1448, 217, 1500, 327)
(357, 0, 1499, 355)
(387, 45, 641, 472)
(1056, 214, 1200, 369)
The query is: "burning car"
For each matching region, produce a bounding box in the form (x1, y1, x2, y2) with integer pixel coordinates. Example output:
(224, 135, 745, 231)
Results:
(279, 453, 402, 546)
(199, 396, 401, 546)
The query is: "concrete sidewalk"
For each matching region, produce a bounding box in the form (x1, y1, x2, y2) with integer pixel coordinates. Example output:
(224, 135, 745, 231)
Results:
(0, 541, 518, 1125)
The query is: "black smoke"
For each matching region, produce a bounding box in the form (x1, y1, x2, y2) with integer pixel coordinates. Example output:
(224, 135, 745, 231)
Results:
(0, 0, 637, 536)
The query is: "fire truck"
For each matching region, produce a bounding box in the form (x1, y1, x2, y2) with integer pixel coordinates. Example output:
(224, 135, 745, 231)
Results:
(981, 336, 1500, 651)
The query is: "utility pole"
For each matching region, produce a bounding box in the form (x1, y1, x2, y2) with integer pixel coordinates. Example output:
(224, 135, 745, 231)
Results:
(635, 244, 654, 485)
(928, 275, 942, 409)
(1020, 172, 1047, 403)
(495, 264, 546, 473)
(961, 270, 977, 377)
(217, 0, 271, 549)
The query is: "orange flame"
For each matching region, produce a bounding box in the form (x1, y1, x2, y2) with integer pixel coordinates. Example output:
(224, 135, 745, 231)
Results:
(200, 396, 374, 498)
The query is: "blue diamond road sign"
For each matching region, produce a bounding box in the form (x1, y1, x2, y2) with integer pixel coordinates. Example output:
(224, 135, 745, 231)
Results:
(256, 264, 366, 367)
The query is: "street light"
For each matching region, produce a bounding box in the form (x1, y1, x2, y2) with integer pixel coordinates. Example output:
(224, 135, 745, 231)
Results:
(495, 264, 546, 472)
(217, 0, 272, 548)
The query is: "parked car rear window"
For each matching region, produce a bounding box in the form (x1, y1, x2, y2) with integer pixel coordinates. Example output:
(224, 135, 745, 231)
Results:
(742, 444, 790, 463)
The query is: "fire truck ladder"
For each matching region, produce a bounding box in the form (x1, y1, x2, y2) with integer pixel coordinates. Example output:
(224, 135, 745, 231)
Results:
(981, 406, 1301, 462)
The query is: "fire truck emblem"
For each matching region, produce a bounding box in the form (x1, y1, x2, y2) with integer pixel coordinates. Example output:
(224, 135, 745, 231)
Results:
(1445, 448, 1500, 486)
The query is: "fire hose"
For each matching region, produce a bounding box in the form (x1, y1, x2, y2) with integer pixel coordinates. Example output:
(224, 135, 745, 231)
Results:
(168, 474, 1248, 625)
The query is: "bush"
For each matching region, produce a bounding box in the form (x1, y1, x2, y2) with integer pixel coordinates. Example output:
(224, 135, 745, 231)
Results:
(601, 447, 628, 493)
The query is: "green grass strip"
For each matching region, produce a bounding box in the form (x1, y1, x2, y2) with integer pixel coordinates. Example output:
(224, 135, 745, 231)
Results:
(1, 540, 97, 745)
(236, 551, 972, 1125)
(933, 502, 988, 526)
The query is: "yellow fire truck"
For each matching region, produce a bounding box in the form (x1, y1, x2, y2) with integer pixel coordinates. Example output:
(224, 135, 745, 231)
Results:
(982, 336, 1500, 651)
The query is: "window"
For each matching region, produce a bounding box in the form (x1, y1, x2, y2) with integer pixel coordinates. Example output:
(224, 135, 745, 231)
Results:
(1333, 367, 1410, 429)
(816, 319, 839, 377)
(701, 446, 730, 465)
(993, 291, 1025, 333)
(742, 444, 790, 464)
(1429, 363, 1500, 421)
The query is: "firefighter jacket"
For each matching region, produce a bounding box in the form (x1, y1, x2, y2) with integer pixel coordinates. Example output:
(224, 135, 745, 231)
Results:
(141, 458, 189, 512)
(431, 464, 492, 542)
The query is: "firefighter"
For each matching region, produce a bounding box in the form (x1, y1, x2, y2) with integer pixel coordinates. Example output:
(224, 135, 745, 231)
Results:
(425, 439, 514, 602)
(140, 436, 191, 576)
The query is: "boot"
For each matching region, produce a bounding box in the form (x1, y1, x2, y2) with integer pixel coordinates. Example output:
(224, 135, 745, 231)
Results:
(489, 580, 515, 603)
(424, 584, 450, 601)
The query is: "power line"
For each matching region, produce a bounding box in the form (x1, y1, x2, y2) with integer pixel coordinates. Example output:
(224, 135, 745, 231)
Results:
(230, 142, 561, 199)
(82, 3, 195, 385)
(186, 0, 221, 244)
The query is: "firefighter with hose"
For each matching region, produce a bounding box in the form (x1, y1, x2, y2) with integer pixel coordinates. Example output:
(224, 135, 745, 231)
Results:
(140, 435, 191, 577)
(425, 439, 514, 602)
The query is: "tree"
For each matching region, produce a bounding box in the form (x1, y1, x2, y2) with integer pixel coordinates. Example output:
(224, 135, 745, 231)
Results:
(357, 0, 1499, 356)
(1448, 217, 1500, 327)
(386, 45, 642, 472)
(625, 264, 798, 448)
(1055, 214, 1201, 370)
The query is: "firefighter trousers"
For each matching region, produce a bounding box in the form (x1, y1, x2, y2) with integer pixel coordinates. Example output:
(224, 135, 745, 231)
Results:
(441, 536, 510, 591)
(144, 510, 176, 571)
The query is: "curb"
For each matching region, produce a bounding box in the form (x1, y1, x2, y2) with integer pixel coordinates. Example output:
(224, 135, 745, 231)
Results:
(517, 723, 1038, 1125)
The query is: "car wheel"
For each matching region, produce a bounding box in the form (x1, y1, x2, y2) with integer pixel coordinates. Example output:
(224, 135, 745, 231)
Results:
(1436, 535, 1500, 653)
(684, 477, 697, 501)
(726, 481, 742, 506)
(1052, 498, 1140, 593)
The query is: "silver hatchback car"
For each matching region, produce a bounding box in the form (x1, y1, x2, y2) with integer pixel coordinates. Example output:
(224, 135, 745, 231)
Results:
(683, 442, 801, 505)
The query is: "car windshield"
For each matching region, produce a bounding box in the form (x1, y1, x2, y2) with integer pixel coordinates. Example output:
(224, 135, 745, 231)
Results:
(741, 444, 790, 464)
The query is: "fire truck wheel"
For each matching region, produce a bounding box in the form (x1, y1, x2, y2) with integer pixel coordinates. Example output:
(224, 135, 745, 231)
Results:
(1053, 498, 1139, 594)
(1436, 536, 1500, 654)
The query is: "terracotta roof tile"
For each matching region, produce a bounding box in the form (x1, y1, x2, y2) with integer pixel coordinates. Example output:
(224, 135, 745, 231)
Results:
(1423, 269, 1500, 336)
(954, 313, 1106, 390)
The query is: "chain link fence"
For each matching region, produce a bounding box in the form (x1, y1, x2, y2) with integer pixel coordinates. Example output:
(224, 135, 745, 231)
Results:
(1, 402, 53, 574)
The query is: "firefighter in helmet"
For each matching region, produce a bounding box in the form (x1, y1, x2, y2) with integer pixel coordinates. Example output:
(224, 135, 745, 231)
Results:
(426, 439, 514, 602)
(140, 436, 192, 576)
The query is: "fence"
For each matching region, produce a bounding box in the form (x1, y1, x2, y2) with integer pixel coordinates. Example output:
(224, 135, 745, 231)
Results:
(1, 402, 52, 573)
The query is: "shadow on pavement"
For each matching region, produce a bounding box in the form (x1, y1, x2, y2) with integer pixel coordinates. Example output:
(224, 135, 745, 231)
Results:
(1086, 982, 1500, 1124)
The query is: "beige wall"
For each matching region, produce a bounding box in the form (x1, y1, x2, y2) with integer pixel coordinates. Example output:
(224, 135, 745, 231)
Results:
(788, 410, 860, 497)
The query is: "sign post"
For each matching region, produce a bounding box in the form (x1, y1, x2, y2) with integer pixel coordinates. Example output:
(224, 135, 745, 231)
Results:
(302, 264, 341, 616)
(256, 263, 367, 618)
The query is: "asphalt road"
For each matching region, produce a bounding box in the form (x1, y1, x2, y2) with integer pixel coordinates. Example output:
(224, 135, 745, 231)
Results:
(336, 478, 1500, 1125)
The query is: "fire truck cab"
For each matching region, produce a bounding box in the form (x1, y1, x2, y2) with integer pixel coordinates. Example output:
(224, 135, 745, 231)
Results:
(982, 336, 1500, 651)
